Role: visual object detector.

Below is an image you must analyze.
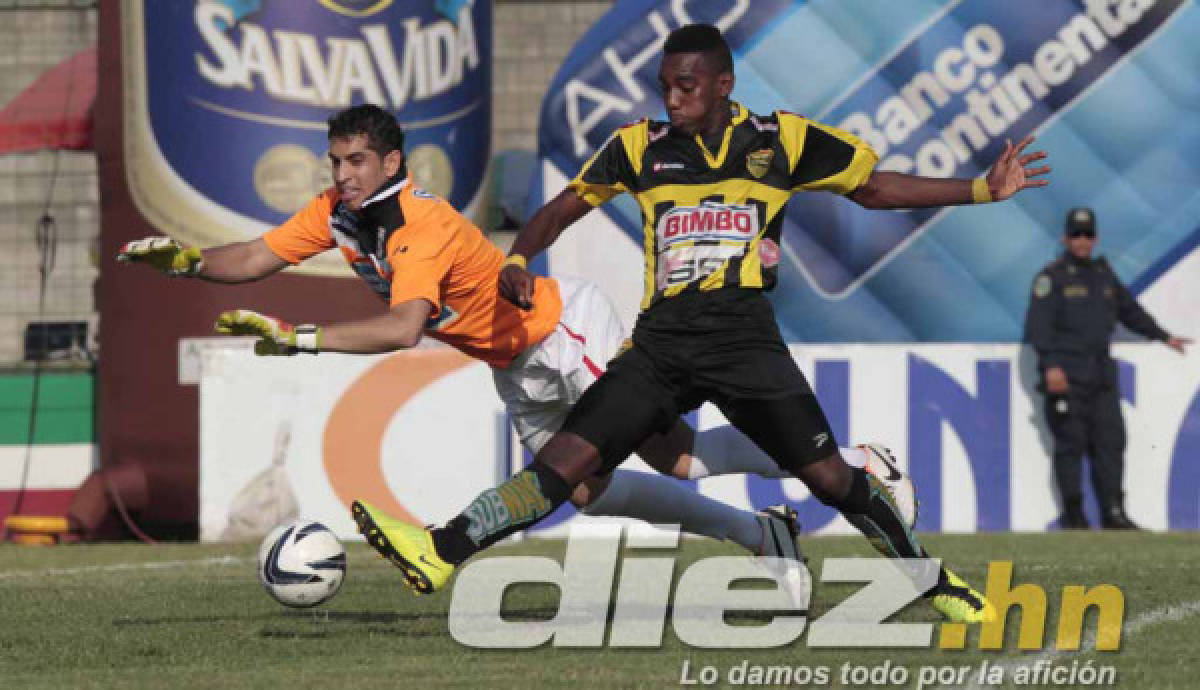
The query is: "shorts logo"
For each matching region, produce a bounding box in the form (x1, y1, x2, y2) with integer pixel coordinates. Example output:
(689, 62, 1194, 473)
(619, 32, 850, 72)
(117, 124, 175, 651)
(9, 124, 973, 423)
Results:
(653, 161, 687, 172)
(813, 432, 829, 448)
(746, 149, 773, 178)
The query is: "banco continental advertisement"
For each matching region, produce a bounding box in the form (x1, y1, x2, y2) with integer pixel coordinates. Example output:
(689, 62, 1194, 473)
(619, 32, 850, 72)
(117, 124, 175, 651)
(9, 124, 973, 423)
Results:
(122, 0, 491, 276)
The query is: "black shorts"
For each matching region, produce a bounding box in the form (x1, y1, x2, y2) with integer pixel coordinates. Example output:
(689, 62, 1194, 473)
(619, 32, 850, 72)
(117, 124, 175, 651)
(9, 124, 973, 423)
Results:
(560, 288, 837, 474)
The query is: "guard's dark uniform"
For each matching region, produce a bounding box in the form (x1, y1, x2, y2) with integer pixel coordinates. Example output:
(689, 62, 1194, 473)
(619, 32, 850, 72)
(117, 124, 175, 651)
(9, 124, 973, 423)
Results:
(1023, 252, 1168, 520)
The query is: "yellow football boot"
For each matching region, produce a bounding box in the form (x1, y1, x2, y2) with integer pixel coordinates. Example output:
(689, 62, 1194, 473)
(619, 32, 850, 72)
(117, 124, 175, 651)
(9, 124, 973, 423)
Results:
(930, 568, 995, 623)
(352, 500, 454, 594)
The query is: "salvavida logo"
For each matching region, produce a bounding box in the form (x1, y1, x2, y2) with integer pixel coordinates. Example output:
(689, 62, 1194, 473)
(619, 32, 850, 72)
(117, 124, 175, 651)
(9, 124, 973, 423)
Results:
(193, 1, 480, 110)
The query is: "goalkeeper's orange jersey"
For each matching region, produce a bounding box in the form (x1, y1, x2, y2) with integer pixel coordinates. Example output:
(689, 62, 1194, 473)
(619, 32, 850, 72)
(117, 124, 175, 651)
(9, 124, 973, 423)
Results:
(262, 177, 561, 368)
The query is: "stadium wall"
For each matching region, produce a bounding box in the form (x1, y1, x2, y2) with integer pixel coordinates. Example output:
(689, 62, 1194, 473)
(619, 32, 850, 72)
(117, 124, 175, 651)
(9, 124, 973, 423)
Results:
(198, 343, 1200, 542)
(0, 6, 99, 365)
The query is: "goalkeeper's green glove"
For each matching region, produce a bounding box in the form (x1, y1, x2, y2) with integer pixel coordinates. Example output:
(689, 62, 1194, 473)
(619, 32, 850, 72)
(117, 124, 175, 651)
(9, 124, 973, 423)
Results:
(214, 309, 321, 356)
(116, 237, 204, 276)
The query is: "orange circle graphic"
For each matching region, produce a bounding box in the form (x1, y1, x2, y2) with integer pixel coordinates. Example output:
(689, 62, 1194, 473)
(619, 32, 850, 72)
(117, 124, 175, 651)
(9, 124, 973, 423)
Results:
(323, 349, 474, 526)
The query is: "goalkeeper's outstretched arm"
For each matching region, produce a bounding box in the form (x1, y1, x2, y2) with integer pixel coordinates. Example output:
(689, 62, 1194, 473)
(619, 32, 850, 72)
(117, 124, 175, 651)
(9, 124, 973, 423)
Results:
(197, 238, 289, 283)
(117, 236, 287, 283)
(214, 299, 432, 356)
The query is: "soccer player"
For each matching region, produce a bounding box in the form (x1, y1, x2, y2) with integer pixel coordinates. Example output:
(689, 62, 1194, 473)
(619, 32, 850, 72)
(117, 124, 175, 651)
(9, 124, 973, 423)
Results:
(117, 103, 897, 565)
(354, 24, 1050, 623)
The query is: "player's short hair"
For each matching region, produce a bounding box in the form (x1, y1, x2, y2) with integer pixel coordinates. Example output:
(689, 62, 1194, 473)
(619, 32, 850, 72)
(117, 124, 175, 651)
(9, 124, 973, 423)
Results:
(664, 23, 733, 75)
(327, 104, 405, 157)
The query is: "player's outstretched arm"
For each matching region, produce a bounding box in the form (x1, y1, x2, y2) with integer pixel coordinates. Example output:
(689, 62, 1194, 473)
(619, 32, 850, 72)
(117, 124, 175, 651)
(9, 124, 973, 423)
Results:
(117, 236, 287, 283)
(499, 189, 594, 309)
(213, 299, 432, 356)
(848, 135, 1050, 209)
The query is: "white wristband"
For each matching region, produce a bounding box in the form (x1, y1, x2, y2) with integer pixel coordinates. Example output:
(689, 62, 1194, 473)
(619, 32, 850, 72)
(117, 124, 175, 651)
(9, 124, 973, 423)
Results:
(294, 325, 320, 353)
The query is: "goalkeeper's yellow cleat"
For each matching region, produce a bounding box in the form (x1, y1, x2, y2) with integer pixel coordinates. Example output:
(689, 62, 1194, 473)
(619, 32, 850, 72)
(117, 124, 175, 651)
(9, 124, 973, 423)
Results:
(930, 568, 995, 624)
(352, 500, 453, 594)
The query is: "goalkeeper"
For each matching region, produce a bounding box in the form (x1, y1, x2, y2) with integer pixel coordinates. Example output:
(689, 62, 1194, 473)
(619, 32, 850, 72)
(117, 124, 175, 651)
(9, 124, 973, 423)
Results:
(118, 103, 895, 566)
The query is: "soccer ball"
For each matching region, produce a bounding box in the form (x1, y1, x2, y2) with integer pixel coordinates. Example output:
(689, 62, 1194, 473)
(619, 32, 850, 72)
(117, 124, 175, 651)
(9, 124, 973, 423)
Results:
(257, 519, 346, 608)
(861, 443, 919, 529)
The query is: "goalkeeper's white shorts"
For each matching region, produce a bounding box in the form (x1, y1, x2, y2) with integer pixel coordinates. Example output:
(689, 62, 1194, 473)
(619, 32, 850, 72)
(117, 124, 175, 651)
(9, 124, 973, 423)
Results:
(492, 276, 627, 455)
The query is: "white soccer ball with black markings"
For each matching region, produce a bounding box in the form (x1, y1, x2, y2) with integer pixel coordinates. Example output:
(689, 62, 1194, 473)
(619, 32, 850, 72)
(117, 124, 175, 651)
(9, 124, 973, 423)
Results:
(861, 443, 919, 529)
(257, 519, 346, 608)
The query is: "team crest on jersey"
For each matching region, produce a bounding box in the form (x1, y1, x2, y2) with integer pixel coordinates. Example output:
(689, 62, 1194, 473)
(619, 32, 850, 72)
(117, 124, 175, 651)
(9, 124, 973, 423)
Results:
(746, 149, 773, 178)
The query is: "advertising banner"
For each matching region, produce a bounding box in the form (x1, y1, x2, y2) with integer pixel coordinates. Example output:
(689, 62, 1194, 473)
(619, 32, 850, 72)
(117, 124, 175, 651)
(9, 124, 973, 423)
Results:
(534, 0, 1199, 342)
(199, 343, 1200, 541)
(121, 0, 491, 276)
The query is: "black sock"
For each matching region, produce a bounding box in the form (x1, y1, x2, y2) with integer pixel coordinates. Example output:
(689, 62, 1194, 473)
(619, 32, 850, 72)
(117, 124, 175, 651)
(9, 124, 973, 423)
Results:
(838, 467, 924, 560)
(836, 467, 945, 592)
(839, 465, 873, 514)
(432, 462, 573, 565)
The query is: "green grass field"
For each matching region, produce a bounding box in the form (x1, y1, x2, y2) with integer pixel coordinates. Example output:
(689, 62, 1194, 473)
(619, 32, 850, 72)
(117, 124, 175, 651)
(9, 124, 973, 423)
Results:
(2, 532, 1197, 689)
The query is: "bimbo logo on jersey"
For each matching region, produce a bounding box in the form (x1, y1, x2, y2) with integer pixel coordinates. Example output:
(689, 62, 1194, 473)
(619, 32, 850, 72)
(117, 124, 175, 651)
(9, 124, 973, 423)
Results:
(122, 0, 491, 276)
(658, 202, 758, 243)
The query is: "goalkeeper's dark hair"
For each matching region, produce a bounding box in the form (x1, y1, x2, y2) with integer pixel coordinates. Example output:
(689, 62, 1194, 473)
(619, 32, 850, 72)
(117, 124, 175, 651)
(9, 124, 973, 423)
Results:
(664, 24, 733, 75)
(327, 104, 405, 157)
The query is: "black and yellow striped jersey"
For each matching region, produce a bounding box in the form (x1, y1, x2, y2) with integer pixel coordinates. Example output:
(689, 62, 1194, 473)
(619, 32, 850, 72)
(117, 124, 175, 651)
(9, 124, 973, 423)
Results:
(568, 101, 878, 311)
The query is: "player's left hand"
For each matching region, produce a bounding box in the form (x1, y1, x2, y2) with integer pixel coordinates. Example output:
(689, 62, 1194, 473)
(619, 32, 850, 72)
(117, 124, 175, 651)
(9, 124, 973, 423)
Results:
(1167, 335, 1192, 354)
(214, 309, 320, 355)
(984, 136, 1050, 201)
(498, 263, 536, 310)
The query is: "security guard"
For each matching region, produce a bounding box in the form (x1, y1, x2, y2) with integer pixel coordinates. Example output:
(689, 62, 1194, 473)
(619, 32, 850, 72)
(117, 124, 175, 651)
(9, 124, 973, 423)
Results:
(1024, 208, 1191, 529)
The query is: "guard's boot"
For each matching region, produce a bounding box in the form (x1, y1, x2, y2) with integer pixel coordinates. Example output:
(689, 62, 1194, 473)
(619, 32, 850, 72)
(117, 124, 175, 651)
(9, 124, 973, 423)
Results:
(1060, 496, 1090, 530)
